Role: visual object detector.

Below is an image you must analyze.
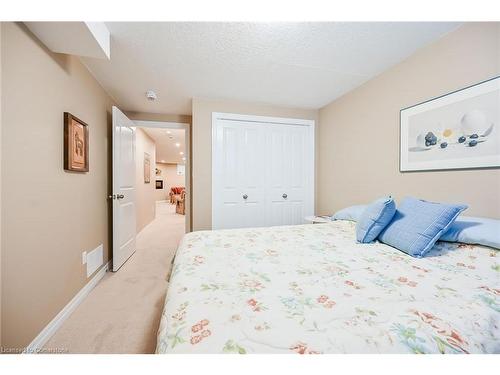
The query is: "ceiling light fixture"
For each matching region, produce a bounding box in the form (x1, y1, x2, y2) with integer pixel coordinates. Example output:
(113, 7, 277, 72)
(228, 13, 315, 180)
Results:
(145, 90, 157, 101)
(166, 130, 171, 134)
(175, 143, 180, 148)
(179, 151, 184, 155)
(182, 157, 186, 161)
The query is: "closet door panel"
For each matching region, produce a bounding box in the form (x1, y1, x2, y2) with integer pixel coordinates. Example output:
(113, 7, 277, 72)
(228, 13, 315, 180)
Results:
(268, 201, 285, 227)
(213, 119, 267, 229)
(267, 124, 309, 226)
(283, 201, 304, 226)
(283, 126, 308, 225)
(216, 123, 242, 229)
(221, 126, 239, 189)
(240, 124, 267, 228)
(267, 125, 287, 226)
(268, 126, 286, 188)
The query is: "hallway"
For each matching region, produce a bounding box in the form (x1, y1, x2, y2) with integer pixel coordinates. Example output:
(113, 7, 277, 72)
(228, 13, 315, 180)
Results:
(44, 202, 185, 353)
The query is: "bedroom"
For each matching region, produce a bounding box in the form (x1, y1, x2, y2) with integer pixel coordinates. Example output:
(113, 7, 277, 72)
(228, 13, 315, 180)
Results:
(1, 1, 499, 374)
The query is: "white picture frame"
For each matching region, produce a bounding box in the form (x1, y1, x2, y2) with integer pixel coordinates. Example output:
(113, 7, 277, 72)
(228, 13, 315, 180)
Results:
(400, 76, 500, 172)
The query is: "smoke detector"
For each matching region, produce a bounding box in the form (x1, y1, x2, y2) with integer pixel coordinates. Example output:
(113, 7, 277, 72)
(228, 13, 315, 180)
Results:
(145, 90, 157, 101)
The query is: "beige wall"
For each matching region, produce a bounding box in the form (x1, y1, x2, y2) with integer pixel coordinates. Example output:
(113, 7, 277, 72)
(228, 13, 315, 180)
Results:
(318, 23, 500, 219)
(1, 22, 115, 349)
(155, 163, 185, 201)
(135, 127, 156, 233)
(192, 98, 319, 230)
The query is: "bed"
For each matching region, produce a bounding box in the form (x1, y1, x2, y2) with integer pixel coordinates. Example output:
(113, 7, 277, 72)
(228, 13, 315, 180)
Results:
(156, 220, 499, 354)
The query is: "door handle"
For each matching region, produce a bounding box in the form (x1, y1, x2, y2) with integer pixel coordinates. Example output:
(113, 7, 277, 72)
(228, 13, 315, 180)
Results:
(243, 194, 248, 200)
(117, 194, 125, 200)
(108, 194, 116, 200)
(282, 193, 288, 199)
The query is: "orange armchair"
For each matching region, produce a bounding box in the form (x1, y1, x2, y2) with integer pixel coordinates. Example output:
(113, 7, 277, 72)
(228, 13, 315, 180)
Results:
(176, 190, 186, 215)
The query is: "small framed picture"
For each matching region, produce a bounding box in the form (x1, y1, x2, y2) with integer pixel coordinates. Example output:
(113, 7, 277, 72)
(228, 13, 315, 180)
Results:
(156, 180, 163, 189)
(64, 112, 89, 172)
(144, 152, 151, 183)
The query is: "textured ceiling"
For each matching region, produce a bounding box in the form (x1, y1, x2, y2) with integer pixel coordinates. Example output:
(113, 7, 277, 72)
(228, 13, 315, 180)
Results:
(139, 126, 186, 164)
(82, 22, 461, 115)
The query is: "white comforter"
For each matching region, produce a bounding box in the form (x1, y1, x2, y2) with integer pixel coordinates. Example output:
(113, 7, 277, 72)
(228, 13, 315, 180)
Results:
(156, 221, 499, 354)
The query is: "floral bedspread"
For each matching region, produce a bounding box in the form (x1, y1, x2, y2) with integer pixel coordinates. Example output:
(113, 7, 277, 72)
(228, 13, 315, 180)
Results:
(156, 221, 499, 354)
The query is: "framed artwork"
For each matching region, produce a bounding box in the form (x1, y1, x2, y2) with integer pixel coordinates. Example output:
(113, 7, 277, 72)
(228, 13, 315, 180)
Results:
(155, 180, 163, 189)
(64, 112, 89, 172)
(400, 76, 500, 172)
(176, 164, 185, 176)
(144, 152, 151, 183)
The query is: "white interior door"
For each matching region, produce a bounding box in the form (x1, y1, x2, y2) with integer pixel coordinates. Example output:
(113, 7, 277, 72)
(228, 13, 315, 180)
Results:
(213, 113, 314, 230)
(212, 119, 267, 229)
(112, 106, 137, 271)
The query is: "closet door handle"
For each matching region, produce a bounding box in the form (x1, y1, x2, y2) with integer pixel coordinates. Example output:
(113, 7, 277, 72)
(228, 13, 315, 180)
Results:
(243, 194, 248, 200)
(282, 193, 288, 199)
(117, 194, 125, 200)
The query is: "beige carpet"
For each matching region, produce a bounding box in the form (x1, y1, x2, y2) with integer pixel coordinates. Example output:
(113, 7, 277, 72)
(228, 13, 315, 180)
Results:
(44, 201, 184, 354)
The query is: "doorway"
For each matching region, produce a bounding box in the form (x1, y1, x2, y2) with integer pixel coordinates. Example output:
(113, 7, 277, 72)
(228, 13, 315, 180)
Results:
(134, 121, 190, 237)
(111, 106, 191, 272)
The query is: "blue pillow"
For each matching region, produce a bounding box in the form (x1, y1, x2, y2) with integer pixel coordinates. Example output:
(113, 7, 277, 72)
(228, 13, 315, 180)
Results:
(331, 205, 367, 222)
(356, 197, 396, 243)
(378, 197, 467, 258)
(440, 216, 500, 250)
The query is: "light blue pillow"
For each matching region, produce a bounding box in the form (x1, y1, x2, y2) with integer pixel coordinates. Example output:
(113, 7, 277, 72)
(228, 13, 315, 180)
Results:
(331, 205, 367, 222)
(440, 216, 500, 250)
(378, 197, 467, 258)
(356, 197, 396, 243)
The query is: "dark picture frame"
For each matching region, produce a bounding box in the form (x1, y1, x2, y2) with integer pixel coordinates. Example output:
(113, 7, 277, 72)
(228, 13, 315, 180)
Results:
(64, 112, 89, 172)
(156, 180, 163, 189)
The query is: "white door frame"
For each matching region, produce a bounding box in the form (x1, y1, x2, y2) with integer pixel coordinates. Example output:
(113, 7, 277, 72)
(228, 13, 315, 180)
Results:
(211, 112, 315, 229)
(134, 120, 191, 233)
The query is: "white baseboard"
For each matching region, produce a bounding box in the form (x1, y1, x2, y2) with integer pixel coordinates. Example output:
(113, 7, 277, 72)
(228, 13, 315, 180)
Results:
(23, 261, 111, 354)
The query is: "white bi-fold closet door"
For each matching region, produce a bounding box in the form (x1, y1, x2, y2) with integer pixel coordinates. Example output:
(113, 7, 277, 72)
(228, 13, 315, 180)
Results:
(212, 112, 314, 230)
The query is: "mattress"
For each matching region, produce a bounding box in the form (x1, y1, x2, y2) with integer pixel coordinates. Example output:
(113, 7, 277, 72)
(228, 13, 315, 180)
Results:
(156, 220, 499, 354)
